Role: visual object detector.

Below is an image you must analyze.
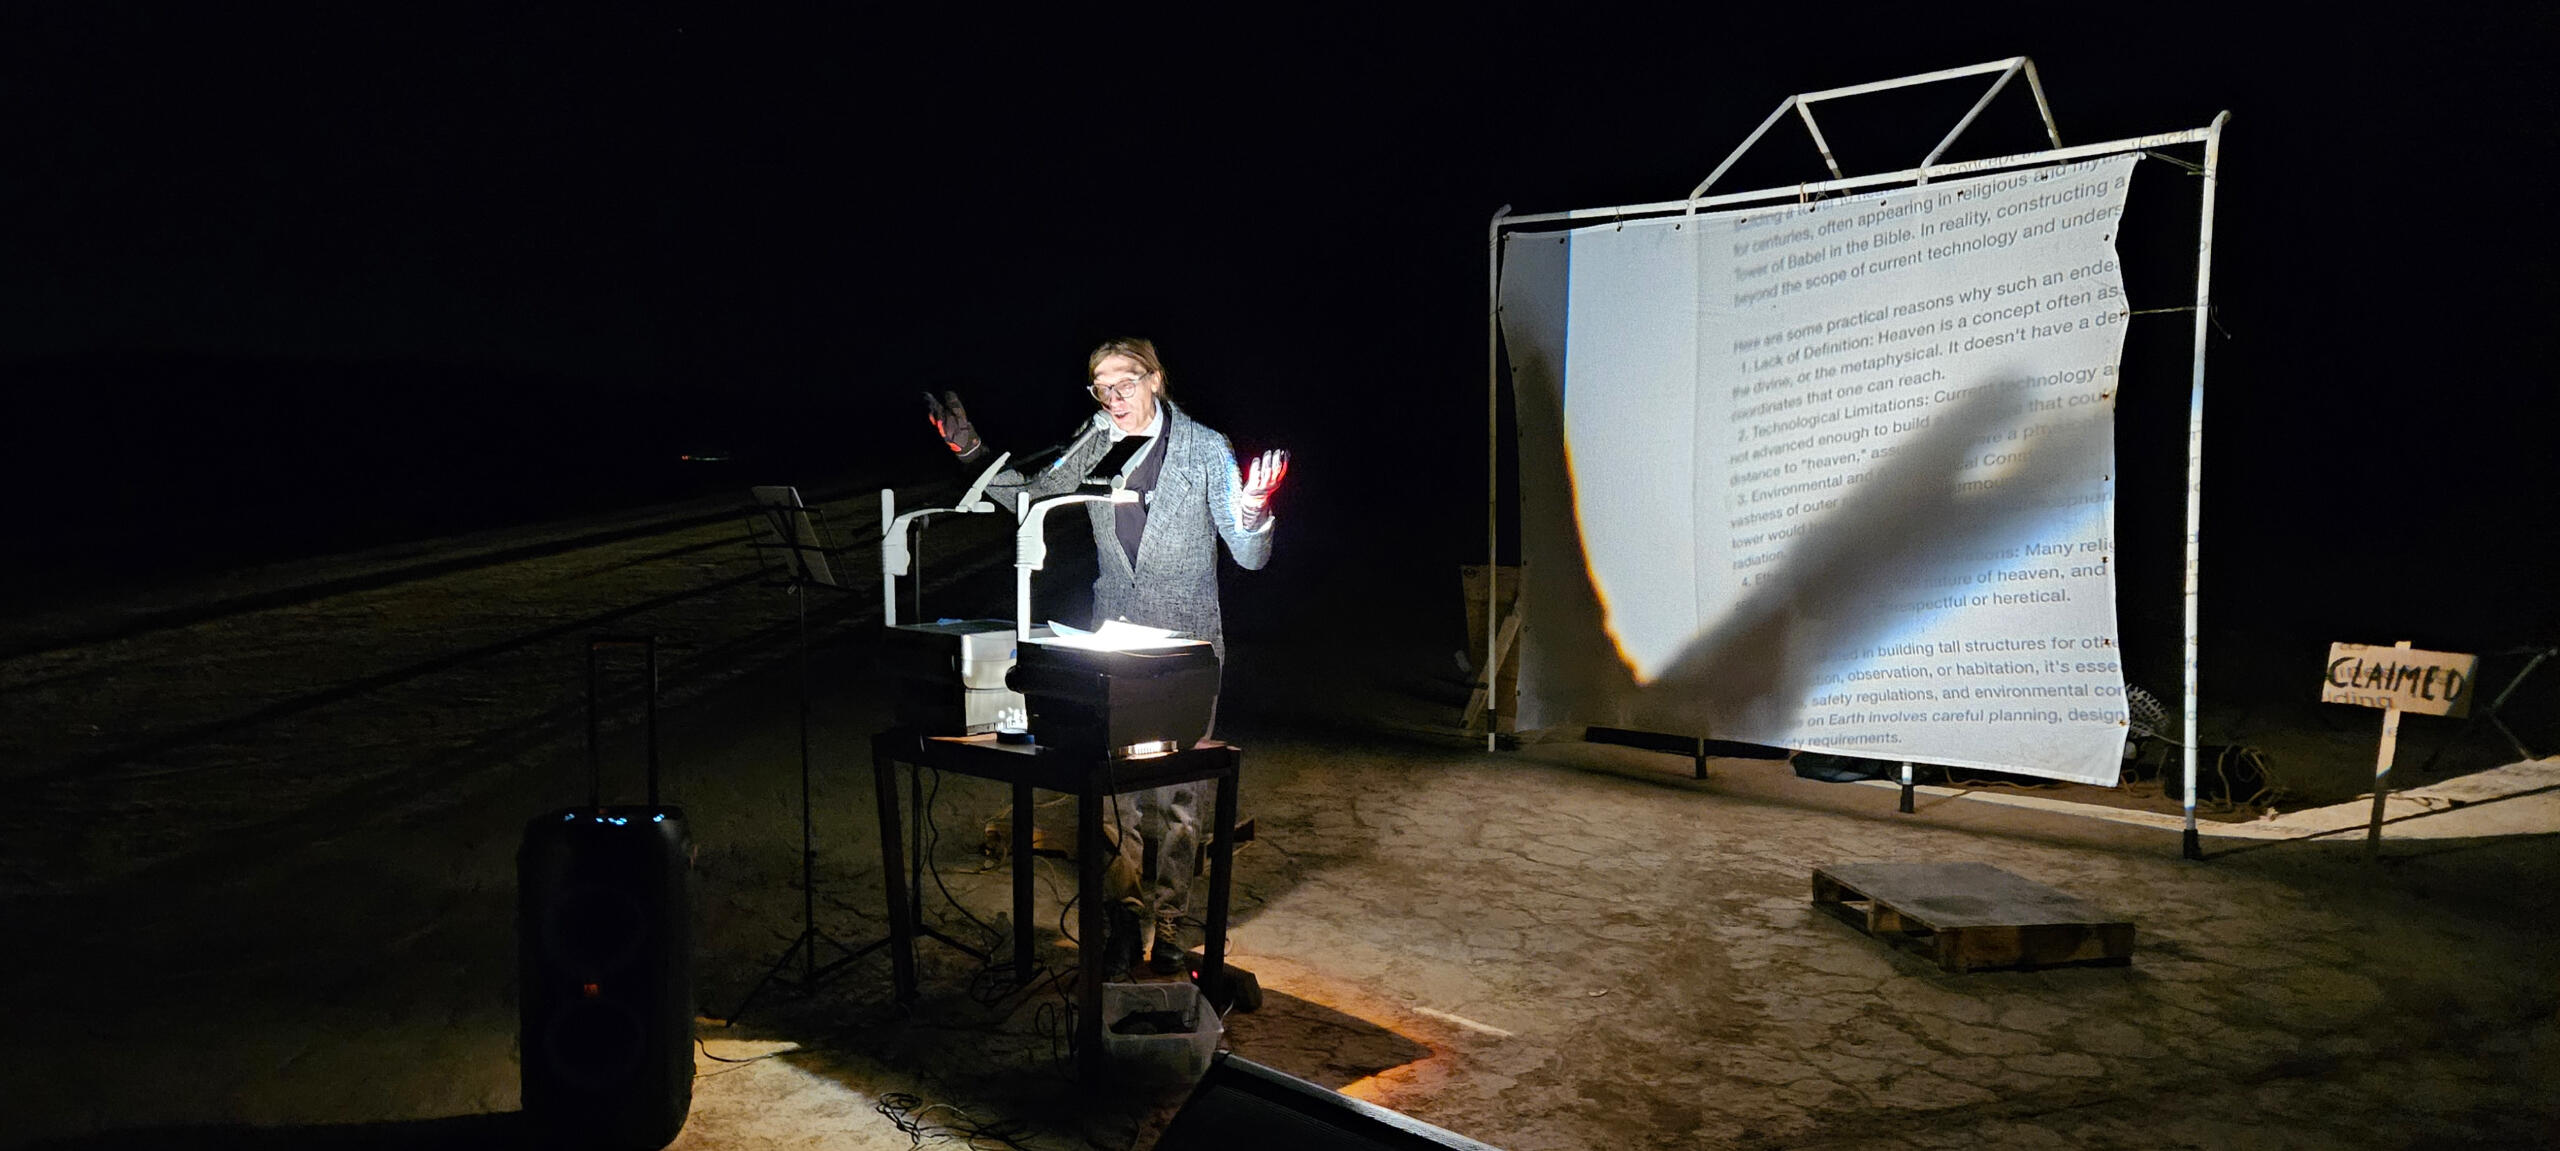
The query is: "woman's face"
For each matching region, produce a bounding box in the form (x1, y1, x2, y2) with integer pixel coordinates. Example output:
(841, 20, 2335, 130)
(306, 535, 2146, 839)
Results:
(1091, 352, 1159, 434)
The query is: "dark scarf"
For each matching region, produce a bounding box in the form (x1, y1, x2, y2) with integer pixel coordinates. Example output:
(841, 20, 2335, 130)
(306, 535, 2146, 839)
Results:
(1111, 426, 1167, 568)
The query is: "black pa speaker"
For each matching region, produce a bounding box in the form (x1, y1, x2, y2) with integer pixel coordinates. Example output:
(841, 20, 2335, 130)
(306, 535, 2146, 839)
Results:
(518, 807, 695, 1150)
(517, 636, 694, 1150)
(1155, 1054, 1504, 1151)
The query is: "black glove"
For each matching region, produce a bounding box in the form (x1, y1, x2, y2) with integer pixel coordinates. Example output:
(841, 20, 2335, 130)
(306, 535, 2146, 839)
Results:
(924, 391, 984, 462)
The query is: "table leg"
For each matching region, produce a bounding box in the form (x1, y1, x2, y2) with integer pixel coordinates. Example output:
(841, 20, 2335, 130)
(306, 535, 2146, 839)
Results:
(873, 742, 917, 1002)
(1011, 779, 1034, 977)
(1077, 786, 1106, 1082)
(1203, 761, 1237, 1006)
(909, 765, 926, 934)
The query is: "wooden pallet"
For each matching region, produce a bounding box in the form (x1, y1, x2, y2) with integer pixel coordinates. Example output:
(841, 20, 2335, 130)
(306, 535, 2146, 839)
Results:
(1812, 862, 2134, 973)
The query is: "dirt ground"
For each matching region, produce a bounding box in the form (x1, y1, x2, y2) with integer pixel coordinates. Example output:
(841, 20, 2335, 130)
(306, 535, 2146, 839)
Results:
(4, 495, 2554, 1150)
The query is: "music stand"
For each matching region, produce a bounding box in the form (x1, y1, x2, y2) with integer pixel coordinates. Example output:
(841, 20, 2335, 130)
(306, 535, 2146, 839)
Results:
(727, 485, 880, 1022)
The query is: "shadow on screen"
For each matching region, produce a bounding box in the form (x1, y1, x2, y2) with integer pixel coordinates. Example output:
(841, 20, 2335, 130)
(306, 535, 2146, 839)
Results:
(1630, 384, 2114, 739)
(1514, 364, 2114, 745)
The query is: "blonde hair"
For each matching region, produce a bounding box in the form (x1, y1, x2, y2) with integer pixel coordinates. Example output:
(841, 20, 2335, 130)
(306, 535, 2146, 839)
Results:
(1087, 337, 1169, 397)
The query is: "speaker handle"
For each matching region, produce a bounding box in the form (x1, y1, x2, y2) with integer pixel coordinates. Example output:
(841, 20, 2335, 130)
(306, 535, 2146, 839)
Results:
(586, 634, 662, 808)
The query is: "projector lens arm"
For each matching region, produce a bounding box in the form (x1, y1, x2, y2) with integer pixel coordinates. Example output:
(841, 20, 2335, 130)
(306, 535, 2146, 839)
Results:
(1016, 486, 1138, 641)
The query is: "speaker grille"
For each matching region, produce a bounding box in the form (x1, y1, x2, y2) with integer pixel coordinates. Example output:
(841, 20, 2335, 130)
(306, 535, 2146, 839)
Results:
(518, 808, 695, 1150)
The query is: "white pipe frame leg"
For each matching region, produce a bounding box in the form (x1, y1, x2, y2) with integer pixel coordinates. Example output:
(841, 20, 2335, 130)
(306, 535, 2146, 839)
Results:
(2181, 111, 2231, 859)
(1487, 203, 1512, 752)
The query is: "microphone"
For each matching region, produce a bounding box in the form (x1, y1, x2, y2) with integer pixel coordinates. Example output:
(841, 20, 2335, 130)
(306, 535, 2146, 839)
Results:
(1020, 411, 1112, 474)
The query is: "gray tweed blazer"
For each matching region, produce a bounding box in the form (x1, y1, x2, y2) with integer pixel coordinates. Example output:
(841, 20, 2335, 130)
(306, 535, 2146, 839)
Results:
(992, 398, 1273, 659)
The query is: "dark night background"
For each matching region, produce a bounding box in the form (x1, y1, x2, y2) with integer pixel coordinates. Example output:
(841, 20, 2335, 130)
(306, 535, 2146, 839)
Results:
(4, 3, 2552, 695)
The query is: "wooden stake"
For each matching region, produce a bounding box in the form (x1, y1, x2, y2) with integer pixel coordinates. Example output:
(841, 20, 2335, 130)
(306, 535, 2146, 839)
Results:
(2364, 639, 2412, 858)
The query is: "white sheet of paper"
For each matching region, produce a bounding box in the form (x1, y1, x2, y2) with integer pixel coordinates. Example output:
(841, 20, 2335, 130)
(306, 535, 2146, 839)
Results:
(1036, 620, 1197, 651)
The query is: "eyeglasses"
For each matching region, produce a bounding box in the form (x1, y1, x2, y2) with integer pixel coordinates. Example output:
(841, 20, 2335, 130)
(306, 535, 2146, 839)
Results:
(1088, 372, 1153, 403)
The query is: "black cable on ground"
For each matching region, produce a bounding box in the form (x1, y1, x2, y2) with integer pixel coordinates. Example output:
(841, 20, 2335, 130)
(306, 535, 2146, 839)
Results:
(692, 1034, 800, 1081)
(923, 766, 1004, 948)
(873, 1090, 1042, 1150)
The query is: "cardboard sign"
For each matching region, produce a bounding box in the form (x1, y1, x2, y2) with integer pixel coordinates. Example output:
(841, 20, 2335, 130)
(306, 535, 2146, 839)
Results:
(2322, 643, 2476, 718)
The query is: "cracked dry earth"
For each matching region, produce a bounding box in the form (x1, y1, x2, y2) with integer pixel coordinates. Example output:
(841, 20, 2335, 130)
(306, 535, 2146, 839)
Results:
(1196, 733, 2560, 1150)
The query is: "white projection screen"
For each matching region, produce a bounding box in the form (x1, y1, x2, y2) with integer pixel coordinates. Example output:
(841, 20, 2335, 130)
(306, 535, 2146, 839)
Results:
(1501, 155, 2141, 785)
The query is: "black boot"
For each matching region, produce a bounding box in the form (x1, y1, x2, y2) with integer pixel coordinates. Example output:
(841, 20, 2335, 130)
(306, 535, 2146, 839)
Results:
(1148, 917, 1186, 975)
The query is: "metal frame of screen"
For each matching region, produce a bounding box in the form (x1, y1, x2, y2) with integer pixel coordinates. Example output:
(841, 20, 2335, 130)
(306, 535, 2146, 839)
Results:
(1483, 57, 2230, 859)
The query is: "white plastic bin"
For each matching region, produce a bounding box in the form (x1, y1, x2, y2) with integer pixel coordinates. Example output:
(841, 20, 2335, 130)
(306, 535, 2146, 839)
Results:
(1099, 980, 1222, 1082)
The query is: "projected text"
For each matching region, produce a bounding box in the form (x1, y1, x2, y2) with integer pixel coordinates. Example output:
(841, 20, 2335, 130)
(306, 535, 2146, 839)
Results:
(1515, 154, 2143, 785)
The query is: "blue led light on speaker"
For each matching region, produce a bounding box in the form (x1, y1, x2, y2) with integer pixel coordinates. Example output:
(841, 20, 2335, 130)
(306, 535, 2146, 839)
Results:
(652, 813, 666, 823)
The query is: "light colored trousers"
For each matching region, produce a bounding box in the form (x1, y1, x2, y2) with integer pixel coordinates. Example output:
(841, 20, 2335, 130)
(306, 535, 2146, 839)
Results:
(1104, 694, 1216, 931)
(1107, 783, 1205, 930)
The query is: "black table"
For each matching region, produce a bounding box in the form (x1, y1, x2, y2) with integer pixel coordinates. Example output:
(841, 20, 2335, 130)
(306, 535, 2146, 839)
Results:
(869, 727, 1241, 1080)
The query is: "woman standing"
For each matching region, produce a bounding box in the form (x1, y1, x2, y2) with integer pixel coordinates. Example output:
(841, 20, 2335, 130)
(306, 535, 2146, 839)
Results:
(926, 337, 1288, 973)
